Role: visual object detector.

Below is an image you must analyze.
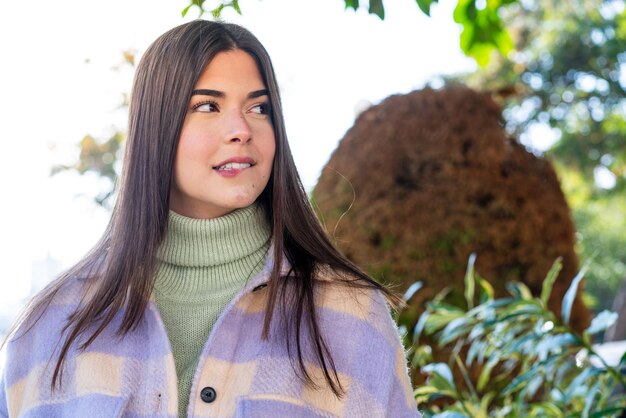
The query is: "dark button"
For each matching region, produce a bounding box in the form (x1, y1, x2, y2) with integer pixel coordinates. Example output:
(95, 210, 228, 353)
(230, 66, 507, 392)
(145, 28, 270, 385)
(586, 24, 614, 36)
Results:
(252, 283, 268, 292)
(200, 386, 216, 403)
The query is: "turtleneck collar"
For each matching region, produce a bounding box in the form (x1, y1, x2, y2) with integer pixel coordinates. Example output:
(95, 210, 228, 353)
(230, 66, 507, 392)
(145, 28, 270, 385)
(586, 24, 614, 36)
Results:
(157, 203, 271, 268)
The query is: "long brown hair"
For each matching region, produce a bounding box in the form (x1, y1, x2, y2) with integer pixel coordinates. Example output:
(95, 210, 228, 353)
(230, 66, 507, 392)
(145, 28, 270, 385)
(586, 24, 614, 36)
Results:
(8, 20, 396, 397)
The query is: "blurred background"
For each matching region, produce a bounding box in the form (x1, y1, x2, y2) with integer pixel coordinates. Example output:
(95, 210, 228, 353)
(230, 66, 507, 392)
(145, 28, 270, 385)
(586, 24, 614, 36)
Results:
(1, 0, 625, 402)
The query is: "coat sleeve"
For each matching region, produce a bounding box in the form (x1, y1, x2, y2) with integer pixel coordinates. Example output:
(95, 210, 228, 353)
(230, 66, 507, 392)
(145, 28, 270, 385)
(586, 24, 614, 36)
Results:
(316, 278, 422, 417)
(0, 359, 9, 418)
(366, 290, 422, 417)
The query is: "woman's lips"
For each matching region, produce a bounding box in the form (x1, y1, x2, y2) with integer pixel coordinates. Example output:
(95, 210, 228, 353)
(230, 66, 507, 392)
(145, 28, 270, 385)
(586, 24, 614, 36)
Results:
(213, 157, 255, 177)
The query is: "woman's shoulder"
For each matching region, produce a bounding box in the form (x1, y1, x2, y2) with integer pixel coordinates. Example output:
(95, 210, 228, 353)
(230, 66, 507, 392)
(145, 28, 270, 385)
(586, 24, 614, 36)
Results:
(5, 275, 88, 349)
(315, 269, 404, 355)
(314, 266, 393, 310)
(0, 275, 111, 418)
(311, 266, 420, 416)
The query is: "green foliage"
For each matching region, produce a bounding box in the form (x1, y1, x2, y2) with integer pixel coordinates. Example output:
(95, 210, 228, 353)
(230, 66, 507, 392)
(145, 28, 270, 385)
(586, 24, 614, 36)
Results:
(51, 50, 135, 207)
(51, 132, 124, 206)
(464, 0, 626, 192)
(415, 0, 439, 16)
(182, 0, 519, 65)
(453, 0, 515, 66)
(182, 0, 242, 18)
(460, 0, 626, 312)
(404, 256, 626, 417)
(368, 0, 384, 19)
(557, 163, 626, 311)
(344, 0, 359, 11)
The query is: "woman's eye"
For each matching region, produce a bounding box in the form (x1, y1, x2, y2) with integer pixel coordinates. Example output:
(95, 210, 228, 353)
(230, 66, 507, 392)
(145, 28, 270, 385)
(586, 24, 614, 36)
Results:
(193, 101, 219, 112)
(250, 102, 270, 115)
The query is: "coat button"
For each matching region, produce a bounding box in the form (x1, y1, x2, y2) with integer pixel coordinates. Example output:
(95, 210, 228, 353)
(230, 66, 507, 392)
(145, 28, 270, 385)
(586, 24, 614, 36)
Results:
(200, 386, 216, 403)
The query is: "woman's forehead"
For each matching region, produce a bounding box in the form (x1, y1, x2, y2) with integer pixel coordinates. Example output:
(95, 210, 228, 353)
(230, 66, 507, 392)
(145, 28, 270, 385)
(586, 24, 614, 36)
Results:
(194, 50, 265, 91)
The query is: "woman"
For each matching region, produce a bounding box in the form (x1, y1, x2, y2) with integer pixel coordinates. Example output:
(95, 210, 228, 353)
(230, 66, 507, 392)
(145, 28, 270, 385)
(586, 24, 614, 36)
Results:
(1, 20, 421, 417)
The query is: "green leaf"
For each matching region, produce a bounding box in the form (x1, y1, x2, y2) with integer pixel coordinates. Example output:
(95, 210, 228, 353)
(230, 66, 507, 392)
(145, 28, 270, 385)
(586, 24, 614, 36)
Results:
(541, 257, 563, 307)
(466, 340, 485, 366)
(426, 301, 466, 313)
(564, 367, 603, 402)
(464, 2, 476, 21)
(423, 304, 466, 335)
(452, 0, 467, 23)
(479, 392, 496, 416)
(493, 24, 514, 56)
(477, 356, 499, 391)
(466, 305, 491, 325)
(590, 407, 626, 418)
(498, 299, 542, 322)
(432, 412, 470, 418)
(476, 275, 494, 304)
(413, 385, 440, 403)
(232, 0, 241, 14)
(415, 0, 438, 16)
(481, 297, 514, 312)
(452, 0, 515, 66)
(535, 333, 577, 361)
(506, 282, 533, 300)
(499, 358, 519, 377)
(520, 373, 545, 400)
(439, 317, 472, 345)
(453, 354, 479, 400)
(505, 333, 538, 358)
(413, 311, 430, 342)
(529, 403, 563, 417)
(425, 314, 465, 336)
(344, 0, 359, 10)
(463, 402, 489, 418)
(368, 0, 384, 19)
(422, 362, 456, 392)
(182, 0, 205, 17)
(582, 380, 601, 418)
(562, 266, 587, 326)
(464, 253, 477, 309)
(585, 310, 618, 336)
(503, 363, 542, 395)
(211, 4, 225, 18)
(403, 281, 423, 301)
(410, 344, 433, 367)
(207, 0, 242, 18)
(432, 286, 452, 304)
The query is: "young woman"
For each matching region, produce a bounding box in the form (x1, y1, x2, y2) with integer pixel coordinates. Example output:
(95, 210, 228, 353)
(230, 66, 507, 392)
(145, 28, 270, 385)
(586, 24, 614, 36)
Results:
(0, 20, 421, 417)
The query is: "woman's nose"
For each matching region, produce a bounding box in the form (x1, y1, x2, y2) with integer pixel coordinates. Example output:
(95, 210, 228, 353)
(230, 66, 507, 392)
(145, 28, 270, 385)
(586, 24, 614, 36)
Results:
(224, 112, 252, 144)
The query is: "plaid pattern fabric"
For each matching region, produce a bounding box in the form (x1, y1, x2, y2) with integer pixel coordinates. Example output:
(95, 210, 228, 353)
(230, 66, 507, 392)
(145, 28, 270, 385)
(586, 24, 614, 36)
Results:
(1, 259, 421, 418)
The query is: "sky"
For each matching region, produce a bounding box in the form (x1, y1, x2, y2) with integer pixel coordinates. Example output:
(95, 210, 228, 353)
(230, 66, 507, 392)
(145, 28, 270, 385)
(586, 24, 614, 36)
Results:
(0, 0, 476, 310)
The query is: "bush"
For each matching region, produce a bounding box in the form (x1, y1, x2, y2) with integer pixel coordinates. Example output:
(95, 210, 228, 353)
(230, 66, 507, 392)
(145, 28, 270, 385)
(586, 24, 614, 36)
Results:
(402, 254, 626, 417)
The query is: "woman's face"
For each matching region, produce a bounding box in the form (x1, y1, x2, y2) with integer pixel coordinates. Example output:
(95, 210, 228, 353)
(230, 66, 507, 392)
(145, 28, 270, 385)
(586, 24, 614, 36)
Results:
(170, 50, 276, 219)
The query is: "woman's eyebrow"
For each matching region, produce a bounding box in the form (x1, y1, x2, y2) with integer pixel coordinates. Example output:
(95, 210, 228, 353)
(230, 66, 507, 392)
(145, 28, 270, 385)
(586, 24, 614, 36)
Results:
(191, 89, 268, 99)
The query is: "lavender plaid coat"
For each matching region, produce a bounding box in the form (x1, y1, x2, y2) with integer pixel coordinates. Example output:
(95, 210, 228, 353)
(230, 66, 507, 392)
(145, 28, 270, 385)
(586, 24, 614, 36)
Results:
(1, 259, 421, 417)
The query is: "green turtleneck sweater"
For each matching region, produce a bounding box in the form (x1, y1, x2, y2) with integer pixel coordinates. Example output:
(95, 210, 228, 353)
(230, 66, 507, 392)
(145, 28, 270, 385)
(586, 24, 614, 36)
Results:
(154, 204, 271, 418)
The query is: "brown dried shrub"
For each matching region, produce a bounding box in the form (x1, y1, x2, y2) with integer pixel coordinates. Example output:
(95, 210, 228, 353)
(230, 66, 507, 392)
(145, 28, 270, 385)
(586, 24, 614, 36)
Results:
(313, 86, 590, 331)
